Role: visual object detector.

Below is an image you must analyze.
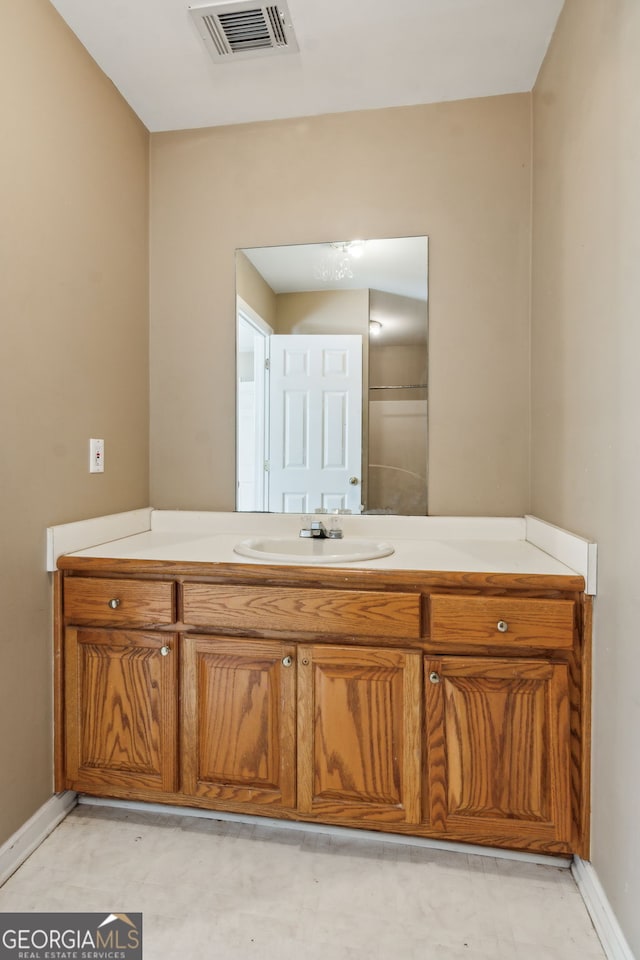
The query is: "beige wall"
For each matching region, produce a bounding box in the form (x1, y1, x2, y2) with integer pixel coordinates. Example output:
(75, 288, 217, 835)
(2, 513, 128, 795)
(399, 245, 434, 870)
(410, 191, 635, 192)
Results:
(0, 2, 150, 844)
(532, 1, 640, 953)
(274, 289, 369, 337)
(150, 95, 531, 515)
(4, 6, 638, 950)
(369, 345, 427, 392)
(236, 251, 277, 327)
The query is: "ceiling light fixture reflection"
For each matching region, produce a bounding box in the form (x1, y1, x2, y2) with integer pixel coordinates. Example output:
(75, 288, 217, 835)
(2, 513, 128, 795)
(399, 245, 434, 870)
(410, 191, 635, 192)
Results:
(348, 239, 365, 259)
(315, 240, 366, 283)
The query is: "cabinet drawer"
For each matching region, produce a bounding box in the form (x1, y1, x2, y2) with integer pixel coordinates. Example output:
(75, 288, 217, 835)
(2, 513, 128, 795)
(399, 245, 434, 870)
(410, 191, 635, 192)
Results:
(64, 577, 175, 627)
(182, 584, 421, 639)
(429, 595, 575, 649)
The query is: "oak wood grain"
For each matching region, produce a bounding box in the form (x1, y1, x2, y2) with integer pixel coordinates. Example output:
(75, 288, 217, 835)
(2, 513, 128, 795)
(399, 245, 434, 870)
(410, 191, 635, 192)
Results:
(182, 583, 421, 639)
(64, 628, 178, 793)
(430, 595, 575, 648)
(64, 577, 175, 627)
(181, 635, 296, 807)
(297, 644, 421, 822)
(57, 555, 586, 594)
(578, 595, 592, 858)
(424, 656, 571, 845)
(55, 562, 589, 856)
(53, 572, 65, 792)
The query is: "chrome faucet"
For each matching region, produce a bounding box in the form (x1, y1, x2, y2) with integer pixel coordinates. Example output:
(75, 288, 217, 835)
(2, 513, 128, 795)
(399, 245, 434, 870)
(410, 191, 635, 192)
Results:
(299, 519, 343, 539)
(300, 519, 328, 539)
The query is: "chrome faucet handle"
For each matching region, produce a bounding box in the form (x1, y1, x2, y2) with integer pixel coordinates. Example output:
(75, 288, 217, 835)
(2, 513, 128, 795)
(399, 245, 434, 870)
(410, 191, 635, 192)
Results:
(300, 519, 334, 538)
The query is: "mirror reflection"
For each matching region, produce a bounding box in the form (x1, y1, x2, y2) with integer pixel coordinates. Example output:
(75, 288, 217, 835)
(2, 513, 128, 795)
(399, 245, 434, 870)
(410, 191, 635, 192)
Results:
(236, 237, 428, 515)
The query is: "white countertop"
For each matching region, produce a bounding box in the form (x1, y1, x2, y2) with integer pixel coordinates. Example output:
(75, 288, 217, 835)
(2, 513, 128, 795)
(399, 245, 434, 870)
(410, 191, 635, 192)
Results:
(50, 511, 596, 587)
(67, 528, 581, 575)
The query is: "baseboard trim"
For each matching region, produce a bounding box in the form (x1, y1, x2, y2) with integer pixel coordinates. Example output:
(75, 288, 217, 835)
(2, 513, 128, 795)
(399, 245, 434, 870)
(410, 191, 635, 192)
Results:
(77, 795, 572, 868)
(2, 795, 635, 959)
(572, 857, 637, 960)
(0, 791, 77, 887)
(13, 793, 638, 956)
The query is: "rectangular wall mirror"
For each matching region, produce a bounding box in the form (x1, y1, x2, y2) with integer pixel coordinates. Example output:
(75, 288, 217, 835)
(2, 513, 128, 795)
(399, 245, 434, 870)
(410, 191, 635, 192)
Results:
(236, 236, 428, 516)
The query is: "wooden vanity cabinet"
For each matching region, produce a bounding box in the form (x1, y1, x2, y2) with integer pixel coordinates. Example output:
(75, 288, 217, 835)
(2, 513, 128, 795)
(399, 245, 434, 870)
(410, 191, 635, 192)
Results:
(179, 637, 421, 824)
(55, 563, 589, 857)
(64, 627, 178, 794)
(60, 576, 179, 796)
(424, 656, 571, 848)
(424, 592, 579, 851)
(297, 644, 422, 824)
(181, 634, 296, 808)
(63, 576, 175, 628)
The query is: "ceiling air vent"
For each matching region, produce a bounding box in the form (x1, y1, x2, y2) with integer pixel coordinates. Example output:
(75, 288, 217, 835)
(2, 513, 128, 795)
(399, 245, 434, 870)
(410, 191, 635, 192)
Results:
(189, 0, 299, 62)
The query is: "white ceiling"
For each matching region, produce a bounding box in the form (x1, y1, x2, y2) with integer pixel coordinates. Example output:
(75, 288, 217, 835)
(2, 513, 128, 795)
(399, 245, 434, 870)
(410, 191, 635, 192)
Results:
(242, 237, 428, 344)
(243, 237, 428, 301)
(48, 0, 564, 133)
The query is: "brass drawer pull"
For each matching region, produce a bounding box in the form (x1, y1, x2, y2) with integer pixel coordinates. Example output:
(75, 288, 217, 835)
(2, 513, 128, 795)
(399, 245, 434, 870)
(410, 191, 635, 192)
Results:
(108, 598, 121, 609)
(497, 620, 509, 633)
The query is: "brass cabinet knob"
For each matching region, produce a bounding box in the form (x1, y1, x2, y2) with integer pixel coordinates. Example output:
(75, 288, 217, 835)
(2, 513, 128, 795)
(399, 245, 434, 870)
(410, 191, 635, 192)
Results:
(429, 671, 441, 684)
(160, 645, 170, 657)
(282, 656, 293, 667)
(108, 598, 121, 609)
(497, 620, 509, 633)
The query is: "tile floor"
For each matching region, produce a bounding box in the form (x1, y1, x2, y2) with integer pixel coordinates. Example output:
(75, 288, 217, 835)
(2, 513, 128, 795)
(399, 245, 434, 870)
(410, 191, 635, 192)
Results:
(0, 804, 606, 960)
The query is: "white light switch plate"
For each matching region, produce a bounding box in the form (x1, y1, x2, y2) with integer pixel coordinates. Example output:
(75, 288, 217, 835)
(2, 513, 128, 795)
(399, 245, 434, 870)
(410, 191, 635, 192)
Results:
(89, 438, 104, 473)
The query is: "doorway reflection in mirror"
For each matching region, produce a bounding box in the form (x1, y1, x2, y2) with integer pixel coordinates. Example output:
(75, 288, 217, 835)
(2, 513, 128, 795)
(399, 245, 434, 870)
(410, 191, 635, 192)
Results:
(236, 237, 428, 516)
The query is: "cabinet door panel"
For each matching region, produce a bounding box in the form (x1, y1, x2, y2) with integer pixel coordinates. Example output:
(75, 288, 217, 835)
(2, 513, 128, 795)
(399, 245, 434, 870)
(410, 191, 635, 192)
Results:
(425, 657, 571, 848)
(65, 628, 178, 792)
(298, 644, 421, 823)
(182, 635, 296, 807)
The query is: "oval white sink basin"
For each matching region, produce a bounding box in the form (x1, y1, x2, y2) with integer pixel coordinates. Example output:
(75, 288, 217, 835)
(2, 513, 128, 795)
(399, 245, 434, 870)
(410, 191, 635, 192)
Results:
(233, 536, 395, 564)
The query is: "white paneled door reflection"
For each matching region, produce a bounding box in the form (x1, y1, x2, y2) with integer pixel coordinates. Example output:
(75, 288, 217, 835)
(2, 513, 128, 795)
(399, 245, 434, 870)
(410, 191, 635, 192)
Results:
(268, 335, 362, 513)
